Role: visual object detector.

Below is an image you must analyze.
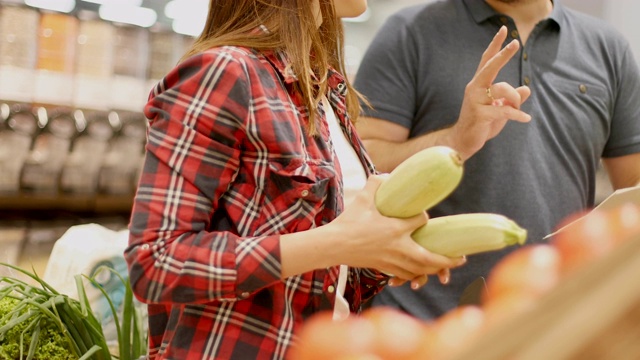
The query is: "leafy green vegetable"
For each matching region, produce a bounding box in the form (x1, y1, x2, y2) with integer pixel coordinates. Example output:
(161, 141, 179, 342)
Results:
(0, 264, 110, 360)
(0, 290, 75, 359)
(78, 266, 147, 360)
(0, 263, 147, 360)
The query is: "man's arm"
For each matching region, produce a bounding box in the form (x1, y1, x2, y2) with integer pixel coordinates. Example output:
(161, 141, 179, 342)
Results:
(356, 117, 454, 173)
(602, 153, 640, 189)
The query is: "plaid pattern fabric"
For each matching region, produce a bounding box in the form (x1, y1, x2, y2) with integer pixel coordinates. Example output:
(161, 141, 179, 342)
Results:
(125, 46, 389, 360)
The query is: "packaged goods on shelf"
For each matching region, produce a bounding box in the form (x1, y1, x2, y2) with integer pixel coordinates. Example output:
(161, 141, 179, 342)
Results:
(99, 111, 146, 195)
(0, 2, 187, 213)
(33, 11, 78, 106)
(20, 107, 80, 193)
(0, 5, 39, 103)
(0, 103, 39, 193)
(73, 18, 115, 110)
(61, 109, 117, 194)
(110, 24, 149, 112)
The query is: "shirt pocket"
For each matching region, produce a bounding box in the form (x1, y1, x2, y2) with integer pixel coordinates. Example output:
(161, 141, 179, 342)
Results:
(552, 78, 607, 99)
(257, 158, 338, 234)
(543, 75, 610, 115)
(538, 75, 611, 149)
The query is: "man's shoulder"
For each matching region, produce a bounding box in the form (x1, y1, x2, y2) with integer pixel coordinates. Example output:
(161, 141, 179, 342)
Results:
(562, 7, 629, 46)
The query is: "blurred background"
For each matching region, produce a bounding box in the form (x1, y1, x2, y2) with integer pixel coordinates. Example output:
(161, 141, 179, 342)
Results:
(0, 0, 636, 279)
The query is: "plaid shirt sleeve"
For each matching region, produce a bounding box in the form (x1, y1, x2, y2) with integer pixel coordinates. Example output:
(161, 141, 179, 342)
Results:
(125, 51, 282, 305)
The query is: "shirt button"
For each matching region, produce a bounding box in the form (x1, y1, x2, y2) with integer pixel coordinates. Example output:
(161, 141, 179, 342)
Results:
(523, 52, 528, 61)
(337, 83, 346, 91)
(579, 84, 588, 94)
(141, 244, 150, 250)
(511, 29, 519, 39)
(327, 285, 335, 293)
(301, 189, 309, 197)
(524, 76, 531, 86)
(500, 17, 508, 24)
(241, 292, 250, 299)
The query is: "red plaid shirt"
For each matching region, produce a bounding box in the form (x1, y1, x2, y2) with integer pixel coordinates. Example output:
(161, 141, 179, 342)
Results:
(125, 46, 389, 360)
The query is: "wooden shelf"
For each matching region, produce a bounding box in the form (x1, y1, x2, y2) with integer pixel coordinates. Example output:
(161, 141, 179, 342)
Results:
(0, 193, 133, 214)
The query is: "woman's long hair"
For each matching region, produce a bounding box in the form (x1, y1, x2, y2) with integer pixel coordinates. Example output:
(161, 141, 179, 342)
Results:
(182, 0, 366, 134)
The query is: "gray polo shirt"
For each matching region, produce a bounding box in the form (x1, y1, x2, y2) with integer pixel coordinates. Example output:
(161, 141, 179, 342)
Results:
(354, 0, 640, 319)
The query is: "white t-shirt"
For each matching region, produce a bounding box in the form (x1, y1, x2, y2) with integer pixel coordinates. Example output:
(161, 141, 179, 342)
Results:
(321, 96, 367, 320)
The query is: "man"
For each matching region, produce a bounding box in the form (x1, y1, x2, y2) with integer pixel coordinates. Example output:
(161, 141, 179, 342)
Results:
(354, 0, 640, 319)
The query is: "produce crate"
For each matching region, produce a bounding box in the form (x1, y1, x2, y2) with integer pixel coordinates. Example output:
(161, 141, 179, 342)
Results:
(452, 233, 640, 360)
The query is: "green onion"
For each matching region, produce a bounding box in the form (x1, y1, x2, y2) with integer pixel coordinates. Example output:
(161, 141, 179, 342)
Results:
(1, 262, 147, 360)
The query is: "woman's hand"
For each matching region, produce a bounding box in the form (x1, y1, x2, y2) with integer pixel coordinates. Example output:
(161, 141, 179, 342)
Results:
(387, 268, 456, 290)
(326, 175, 467, 283)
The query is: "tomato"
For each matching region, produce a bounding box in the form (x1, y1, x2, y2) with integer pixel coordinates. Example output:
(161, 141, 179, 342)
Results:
(482, 290, 538, 329)
(290, 311, 376, 360)
(551, 203, 640, 276)
(483, 244, 561, 303)
(419, 305, 485, 360)
(360, 307, 430, 360)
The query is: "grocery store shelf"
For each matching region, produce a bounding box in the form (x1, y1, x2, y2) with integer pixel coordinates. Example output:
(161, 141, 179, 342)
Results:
(0, 193, 134, 214)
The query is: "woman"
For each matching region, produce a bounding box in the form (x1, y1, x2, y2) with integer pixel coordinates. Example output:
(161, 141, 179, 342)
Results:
(125, 0, 465, 359)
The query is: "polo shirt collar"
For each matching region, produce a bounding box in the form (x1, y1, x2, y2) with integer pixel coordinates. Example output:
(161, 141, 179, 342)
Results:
(462, 0, 564, 29)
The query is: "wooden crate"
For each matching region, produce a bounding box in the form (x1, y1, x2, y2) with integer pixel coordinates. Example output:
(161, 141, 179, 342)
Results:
(453, 233, 640, 360)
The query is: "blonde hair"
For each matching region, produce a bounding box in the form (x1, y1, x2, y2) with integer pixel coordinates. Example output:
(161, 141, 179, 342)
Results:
(182, 0, 366, 134)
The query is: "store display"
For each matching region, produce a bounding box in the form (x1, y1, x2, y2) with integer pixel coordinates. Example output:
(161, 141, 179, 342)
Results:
(0, 4, 38, 103)
(20, 107, 79, 192)
(292, 204, 640, 360)
(453, 209, 640, 360)
(0, 102, 39, 192)
(110, 24, 149, 112)
(99, 111, 146, 195)
(0, 2, 187, 212)
(73, 17, 115, 110)
(148, 30, 183, 84)
(60, 109, 116, 194)
(33, 11, 78, 106)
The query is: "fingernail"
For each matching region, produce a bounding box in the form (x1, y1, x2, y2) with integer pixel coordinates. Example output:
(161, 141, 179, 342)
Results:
(441, 274, 450, 284)
(411, 282, 419, 290)
(458, 256, 467, 265)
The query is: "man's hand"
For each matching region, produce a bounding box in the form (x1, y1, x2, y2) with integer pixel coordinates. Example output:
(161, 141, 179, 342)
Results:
(448, 26, 532, 160)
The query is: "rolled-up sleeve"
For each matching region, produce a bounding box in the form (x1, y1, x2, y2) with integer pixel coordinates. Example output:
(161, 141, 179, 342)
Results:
(125, 51, 282, 305)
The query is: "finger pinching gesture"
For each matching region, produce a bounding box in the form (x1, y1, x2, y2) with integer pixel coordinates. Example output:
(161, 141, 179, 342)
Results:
(449, 26, 532, 160)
